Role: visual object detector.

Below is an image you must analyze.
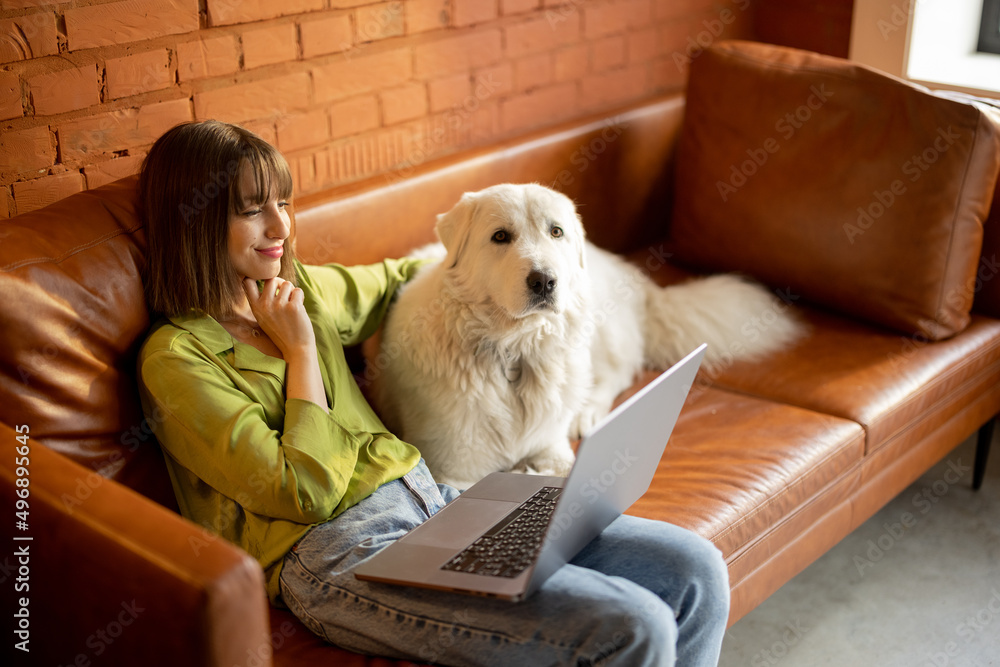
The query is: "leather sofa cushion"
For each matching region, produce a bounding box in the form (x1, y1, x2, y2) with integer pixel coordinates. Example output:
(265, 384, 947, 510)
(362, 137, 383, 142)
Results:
(0, 176, 174, 507)
(636, 247, 1000, 460)
(712, 307, 1000, 456)
(629, 381, 866, 560)
(670, 40, 1000, 340)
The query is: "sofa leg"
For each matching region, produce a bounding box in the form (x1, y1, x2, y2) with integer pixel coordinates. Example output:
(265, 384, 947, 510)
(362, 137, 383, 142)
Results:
(973, 417, 996, 491)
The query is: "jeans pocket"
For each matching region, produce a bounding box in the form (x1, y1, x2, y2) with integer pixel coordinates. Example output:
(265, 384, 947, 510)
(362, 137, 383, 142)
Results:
(400, 460, 447, 517)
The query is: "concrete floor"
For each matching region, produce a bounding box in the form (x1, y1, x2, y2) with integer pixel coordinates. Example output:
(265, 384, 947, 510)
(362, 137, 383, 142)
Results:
(719, 423, 1000, 667)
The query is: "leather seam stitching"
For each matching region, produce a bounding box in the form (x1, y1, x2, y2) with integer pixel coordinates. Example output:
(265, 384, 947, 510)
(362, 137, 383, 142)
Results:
(0, 222, 143, 273)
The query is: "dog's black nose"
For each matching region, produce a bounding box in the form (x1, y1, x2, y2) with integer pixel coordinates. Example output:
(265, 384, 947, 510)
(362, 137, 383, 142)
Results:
(527, 270, 557, 297)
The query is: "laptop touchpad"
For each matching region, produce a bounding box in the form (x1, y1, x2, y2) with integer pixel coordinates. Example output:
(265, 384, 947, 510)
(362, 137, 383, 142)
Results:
(402, 497, 519, 549)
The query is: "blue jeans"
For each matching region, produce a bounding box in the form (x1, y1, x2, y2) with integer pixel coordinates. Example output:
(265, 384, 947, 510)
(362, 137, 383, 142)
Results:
(279, 461, 729, 666)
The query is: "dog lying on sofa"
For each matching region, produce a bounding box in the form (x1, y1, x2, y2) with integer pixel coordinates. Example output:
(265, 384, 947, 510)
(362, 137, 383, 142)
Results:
(372, 183, 803, 489)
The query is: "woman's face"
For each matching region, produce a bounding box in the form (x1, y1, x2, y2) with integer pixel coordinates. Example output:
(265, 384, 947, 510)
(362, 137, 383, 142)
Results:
(227, 166, 291, 283)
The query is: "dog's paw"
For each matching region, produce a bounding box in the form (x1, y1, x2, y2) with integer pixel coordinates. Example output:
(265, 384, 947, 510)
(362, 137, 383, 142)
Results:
(533, 459, 575, 478)
(516, 445, 576, 478)
(510, 460, 541, 475)
(569, 408, 603, 440)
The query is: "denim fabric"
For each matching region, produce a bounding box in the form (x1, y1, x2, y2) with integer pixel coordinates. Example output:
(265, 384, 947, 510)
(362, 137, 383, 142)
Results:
(279, 461, 729, 666)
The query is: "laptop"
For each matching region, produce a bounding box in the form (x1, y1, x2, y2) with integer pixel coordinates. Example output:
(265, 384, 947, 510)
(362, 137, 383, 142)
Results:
(354, 343, 706, 602)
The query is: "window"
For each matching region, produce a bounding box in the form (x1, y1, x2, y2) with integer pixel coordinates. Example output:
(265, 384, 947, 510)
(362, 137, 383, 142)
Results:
(850, 0, 1000, 98)
(979, 0, 1000, 55)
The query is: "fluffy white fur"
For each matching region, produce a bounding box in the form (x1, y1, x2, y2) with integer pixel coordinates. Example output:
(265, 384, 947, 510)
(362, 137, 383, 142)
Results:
(372, 184, 802, 489)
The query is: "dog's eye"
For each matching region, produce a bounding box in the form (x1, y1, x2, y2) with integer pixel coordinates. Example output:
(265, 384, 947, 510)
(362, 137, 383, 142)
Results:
(491, 230, 511, 244)
(551, 226, 564, 238)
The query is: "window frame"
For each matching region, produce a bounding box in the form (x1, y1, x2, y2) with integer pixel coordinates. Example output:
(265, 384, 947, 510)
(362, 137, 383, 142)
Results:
(978, 0, 1000, 55)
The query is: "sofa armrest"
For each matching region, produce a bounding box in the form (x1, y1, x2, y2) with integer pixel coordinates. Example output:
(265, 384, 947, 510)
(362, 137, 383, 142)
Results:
(1, 421, 272, 667)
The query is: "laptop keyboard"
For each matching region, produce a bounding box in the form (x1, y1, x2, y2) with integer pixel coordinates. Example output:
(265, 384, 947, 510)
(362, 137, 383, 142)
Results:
(441, 486, 563, 578)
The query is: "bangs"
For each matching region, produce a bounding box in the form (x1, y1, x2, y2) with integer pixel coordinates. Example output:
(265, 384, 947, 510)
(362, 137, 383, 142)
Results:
(230, 139, 293, 212)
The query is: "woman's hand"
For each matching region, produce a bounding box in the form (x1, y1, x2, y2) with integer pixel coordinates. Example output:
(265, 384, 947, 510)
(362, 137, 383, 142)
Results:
(242, 277, 315, 356)
(243, 277, 328, 412)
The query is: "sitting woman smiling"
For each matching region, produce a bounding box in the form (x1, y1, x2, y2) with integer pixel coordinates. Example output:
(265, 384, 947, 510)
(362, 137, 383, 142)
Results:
(135, 119, 730, 666)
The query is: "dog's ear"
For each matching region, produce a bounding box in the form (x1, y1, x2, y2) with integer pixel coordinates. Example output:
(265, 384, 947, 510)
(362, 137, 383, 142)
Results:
(551, 188, 587, 271)
(435, 192, 478, 267)
(575, 212, 587, 270)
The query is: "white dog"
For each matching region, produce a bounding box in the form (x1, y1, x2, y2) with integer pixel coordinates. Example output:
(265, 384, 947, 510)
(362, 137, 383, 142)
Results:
(372, 184, 802, 489)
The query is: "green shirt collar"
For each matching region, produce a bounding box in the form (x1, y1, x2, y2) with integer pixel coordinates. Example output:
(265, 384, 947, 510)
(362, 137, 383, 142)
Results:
(167, 311, 233, 354)
(166, 310, 286, 376)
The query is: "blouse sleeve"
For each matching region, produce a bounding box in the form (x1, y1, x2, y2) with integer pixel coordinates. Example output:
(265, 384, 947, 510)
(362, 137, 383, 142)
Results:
(138, 333, 365, 525)
(297, 258, 430, 347)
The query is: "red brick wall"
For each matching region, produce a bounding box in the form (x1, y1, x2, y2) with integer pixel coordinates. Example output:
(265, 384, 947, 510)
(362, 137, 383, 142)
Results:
(0, 0, 757, 217)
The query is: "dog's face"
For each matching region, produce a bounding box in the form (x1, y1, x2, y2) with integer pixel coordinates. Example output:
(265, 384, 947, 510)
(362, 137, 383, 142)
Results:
(436, 184, 587, 320)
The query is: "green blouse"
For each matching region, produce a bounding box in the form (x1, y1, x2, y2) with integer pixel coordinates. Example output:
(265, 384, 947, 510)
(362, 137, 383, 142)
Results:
(137, 259, 425, 604)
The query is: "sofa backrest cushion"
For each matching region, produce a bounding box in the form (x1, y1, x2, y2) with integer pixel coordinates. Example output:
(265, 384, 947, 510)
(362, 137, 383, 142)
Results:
(292, 95, 686, 266)
(0, 176, 175, 508)
(670, 40, 1000, 340)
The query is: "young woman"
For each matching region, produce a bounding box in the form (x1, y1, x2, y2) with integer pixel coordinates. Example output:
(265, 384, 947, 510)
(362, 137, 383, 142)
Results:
(136, 119, 730, 666)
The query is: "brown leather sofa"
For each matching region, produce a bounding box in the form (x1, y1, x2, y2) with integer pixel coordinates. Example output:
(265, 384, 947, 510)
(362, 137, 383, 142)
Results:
(3, 41, 999, 666)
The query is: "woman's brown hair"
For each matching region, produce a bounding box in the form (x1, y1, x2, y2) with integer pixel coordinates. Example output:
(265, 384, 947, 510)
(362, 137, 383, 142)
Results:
(139, 120, 296, 318)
